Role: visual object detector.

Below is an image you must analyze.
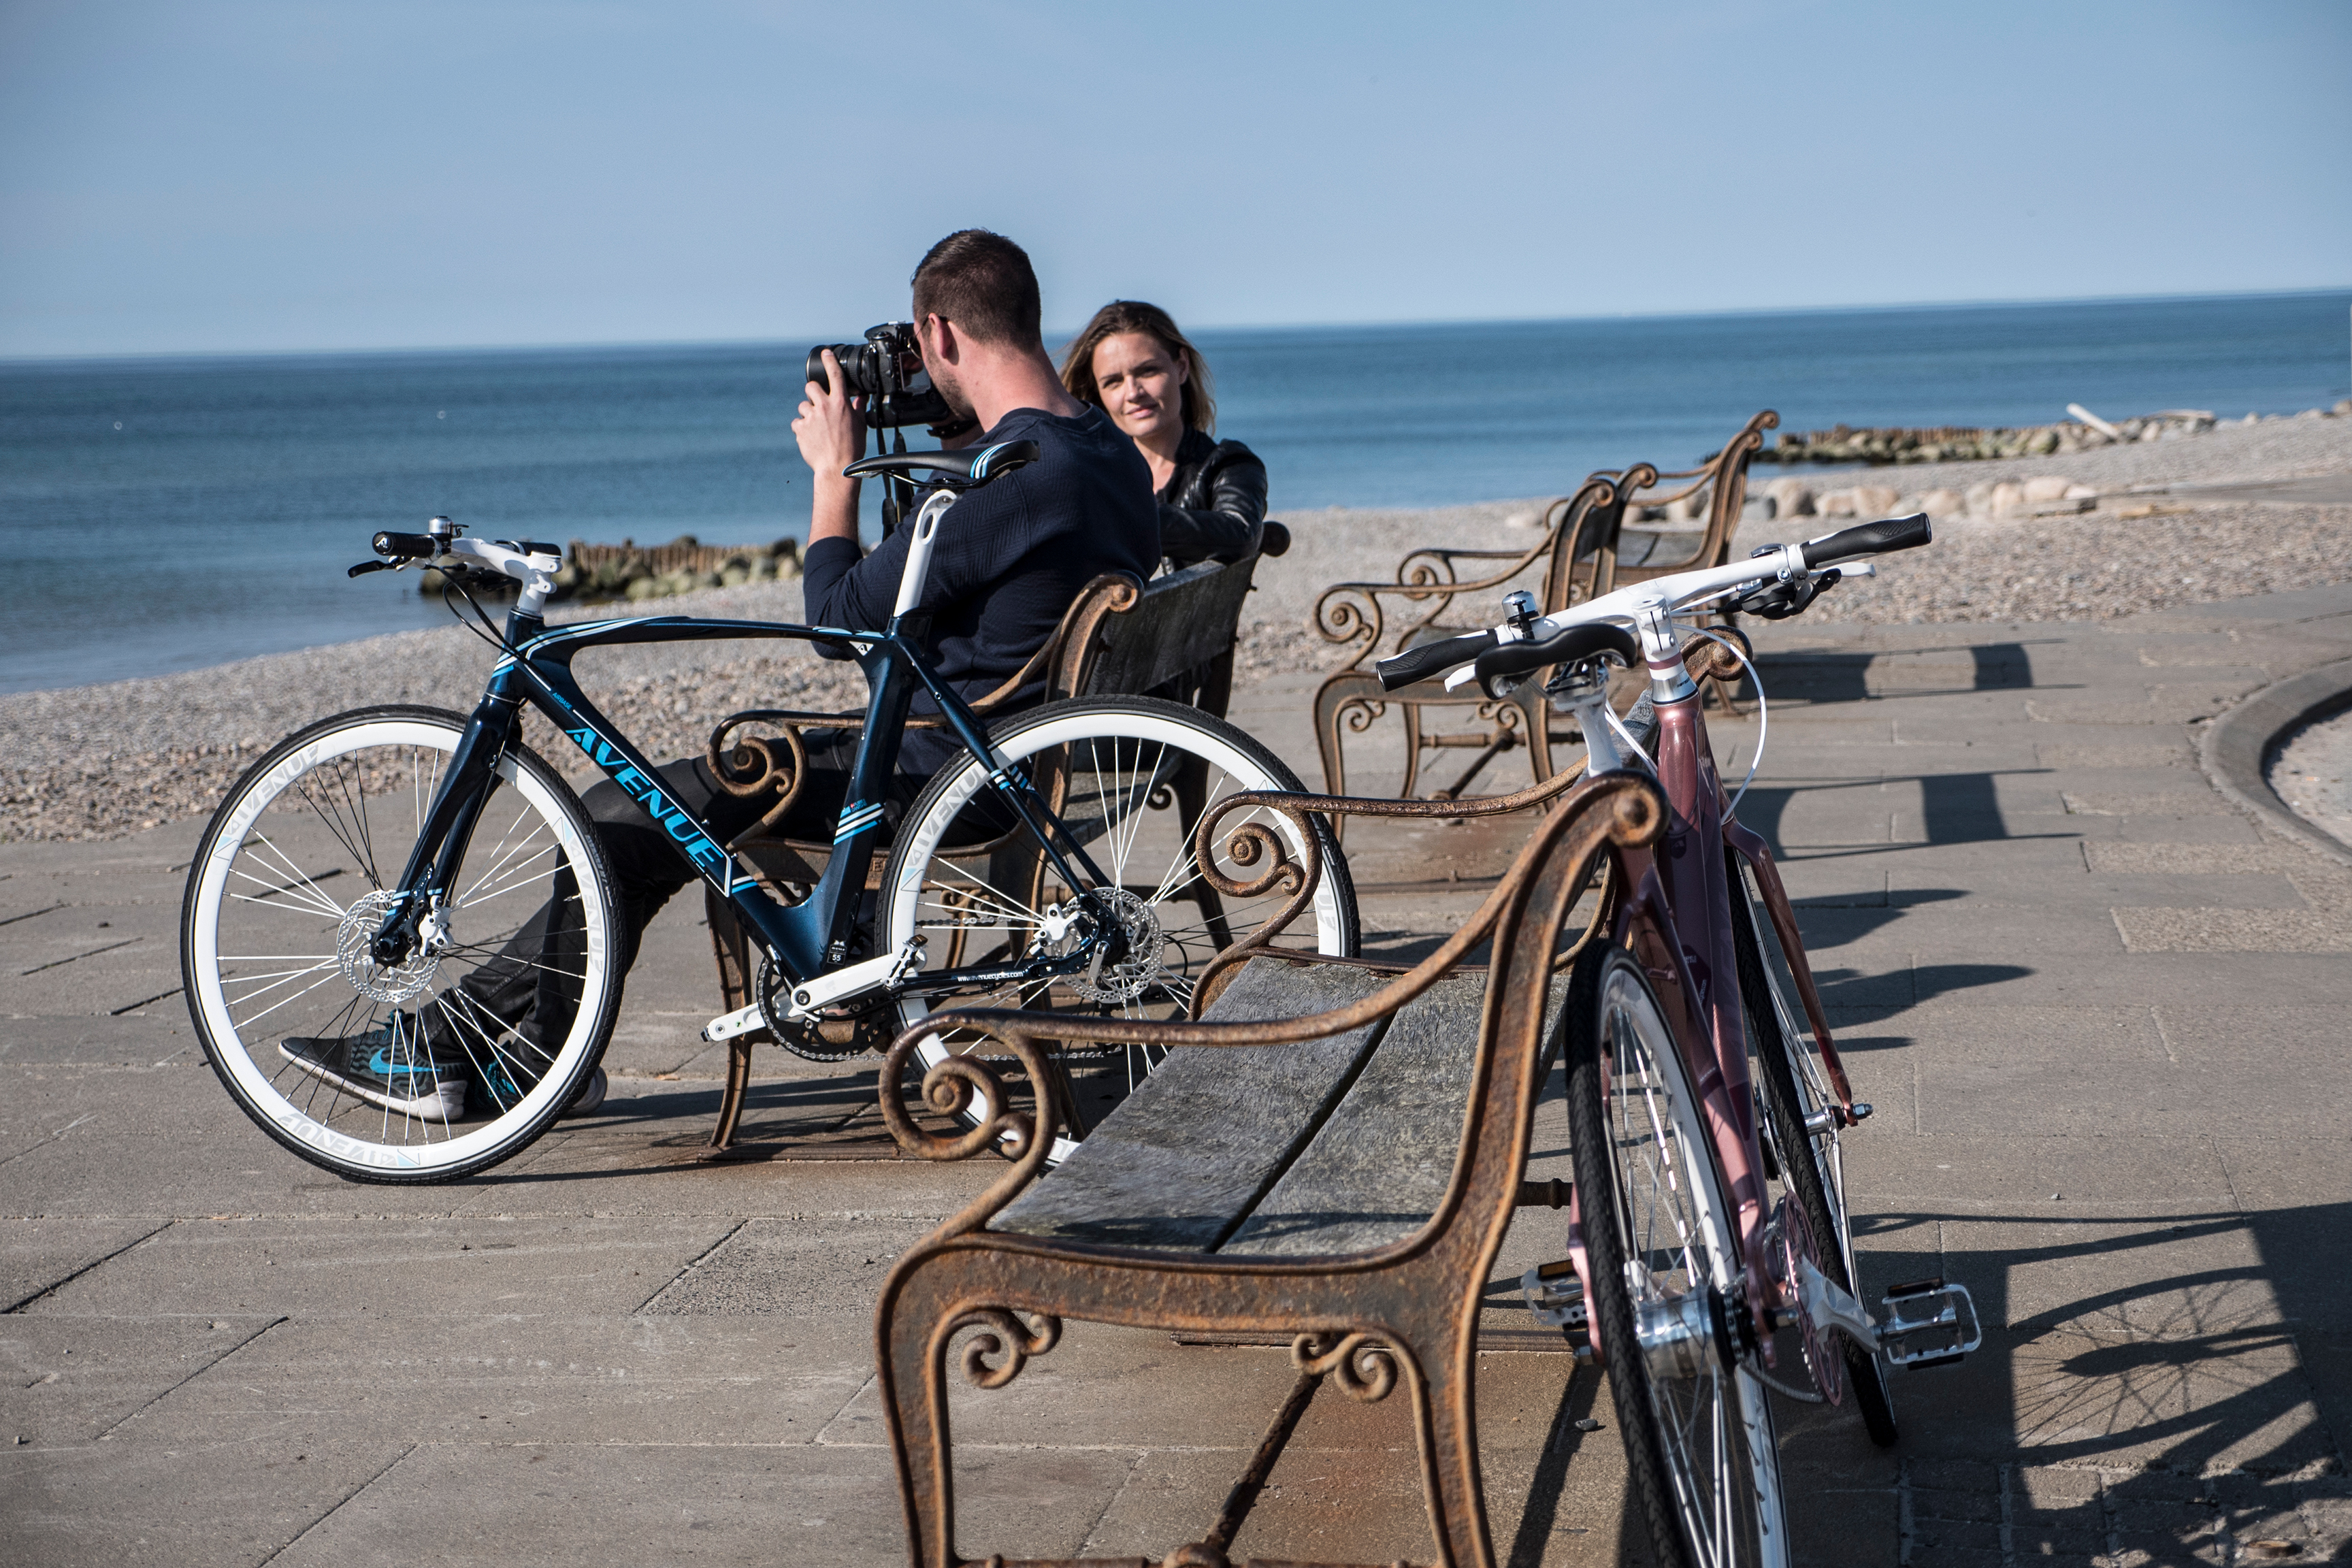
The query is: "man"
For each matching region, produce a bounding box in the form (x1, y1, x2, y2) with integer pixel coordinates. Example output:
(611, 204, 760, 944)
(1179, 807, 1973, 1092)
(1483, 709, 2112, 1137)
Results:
(280, 230, 1159, 1119)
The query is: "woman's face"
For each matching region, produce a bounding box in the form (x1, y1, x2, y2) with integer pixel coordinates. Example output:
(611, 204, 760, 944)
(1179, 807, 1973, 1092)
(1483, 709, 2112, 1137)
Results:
(1090, 331, 1188, 446)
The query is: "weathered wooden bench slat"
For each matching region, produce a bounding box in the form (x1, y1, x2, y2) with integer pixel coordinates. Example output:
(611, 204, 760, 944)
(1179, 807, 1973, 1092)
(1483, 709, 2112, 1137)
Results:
(1220, 974, 1569, 1259)
(990, 958, 1392, 1250)
(1213, 971, 1488, 1258)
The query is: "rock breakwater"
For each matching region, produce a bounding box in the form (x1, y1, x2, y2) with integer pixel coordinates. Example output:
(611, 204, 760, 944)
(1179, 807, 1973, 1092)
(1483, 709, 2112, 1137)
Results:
(1754, 401, 2351, 466)
(419, 534, 802, 604)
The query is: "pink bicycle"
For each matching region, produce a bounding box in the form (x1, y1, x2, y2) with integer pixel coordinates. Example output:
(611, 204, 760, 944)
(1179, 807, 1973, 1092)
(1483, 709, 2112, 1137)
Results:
(1375, 512, 1981, 1568)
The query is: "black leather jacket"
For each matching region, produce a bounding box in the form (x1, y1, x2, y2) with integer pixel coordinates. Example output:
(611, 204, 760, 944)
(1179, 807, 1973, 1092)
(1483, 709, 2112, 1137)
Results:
(1157, 427, 1267, 568)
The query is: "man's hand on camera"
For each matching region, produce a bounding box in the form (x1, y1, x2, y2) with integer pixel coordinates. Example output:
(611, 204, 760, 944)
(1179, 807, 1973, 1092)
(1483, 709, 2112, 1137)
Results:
(794, 349, 866, 480)
(795, 348, 866, 545)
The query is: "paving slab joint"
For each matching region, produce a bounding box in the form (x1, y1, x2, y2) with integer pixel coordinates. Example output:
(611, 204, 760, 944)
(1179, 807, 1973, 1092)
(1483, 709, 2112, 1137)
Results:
(2199, 655, 2352, 871)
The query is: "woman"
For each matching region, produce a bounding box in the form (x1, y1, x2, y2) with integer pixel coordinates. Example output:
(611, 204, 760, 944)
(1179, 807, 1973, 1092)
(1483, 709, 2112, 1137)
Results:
(1060, 300, 1269, 568)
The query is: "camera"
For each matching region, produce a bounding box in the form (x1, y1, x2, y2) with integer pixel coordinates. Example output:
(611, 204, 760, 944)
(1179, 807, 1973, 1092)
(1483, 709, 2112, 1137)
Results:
(804, 322, 967, 434)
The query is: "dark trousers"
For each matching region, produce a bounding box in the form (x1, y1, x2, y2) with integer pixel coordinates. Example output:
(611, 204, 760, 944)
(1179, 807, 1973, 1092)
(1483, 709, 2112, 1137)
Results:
(453, 730, 913, 1052)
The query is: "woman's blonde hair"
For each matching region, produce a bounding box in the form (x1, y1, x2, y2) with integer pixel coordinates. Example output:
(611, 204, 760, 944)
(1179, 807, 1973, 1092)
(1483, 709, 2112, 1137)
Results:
(1060, 300, 1216, 434)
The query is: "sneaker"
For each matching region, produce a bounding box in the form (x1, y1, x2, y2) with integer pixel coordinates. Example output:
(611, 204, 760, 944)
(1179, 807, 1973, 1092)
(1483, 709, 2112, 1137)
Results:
(561, 1066, 608, 1119)
(280, 1020, 466, 1120)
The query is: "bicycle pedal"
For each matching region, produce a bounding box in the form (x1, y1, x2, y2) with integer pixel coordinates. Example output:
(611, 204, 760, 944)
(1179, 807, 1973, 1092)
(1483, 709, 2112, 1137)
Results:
(1876, 1276, 1982, 1368)
(1522, 1261, 1594, 1362)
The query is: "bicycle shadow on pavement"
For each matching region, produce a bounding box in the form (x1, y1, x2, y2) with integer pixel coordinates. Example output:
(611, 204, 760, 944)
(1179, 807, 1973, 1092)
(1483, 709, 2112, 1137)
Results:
(1779, 1200, 2351, 1562)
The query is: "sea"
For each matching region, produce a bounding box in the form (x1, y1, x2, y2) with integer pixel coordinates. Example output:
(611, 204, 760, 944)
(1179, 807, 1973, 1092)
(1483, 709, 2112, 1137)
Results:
(4, 290, 2348, 696)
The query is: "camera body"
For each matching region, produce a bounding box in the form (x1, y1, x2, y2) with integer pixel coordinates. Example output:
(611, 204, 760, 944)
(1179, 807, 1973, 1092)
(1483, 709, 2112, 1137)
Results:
(805, 322, 962, 432)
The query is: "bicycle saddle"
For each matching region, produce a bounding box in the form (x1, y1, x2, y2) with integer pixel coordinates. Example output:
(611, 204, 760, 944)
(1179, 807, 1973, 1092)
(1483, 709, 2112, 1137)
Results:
(843, 440, 1040, 491)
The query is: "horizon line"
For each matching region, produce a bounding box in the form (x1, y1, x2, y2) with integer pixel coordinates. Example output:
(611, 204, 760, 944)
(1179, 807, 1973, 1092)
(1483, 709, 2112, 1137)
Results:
(6, 282, 2349, 370)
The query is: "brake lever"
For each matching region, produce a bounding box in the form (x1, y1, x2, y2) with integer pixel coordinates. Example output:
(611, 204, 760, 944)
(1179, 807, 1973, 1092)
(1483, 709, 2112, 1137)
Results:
(348, 560, 397, 578)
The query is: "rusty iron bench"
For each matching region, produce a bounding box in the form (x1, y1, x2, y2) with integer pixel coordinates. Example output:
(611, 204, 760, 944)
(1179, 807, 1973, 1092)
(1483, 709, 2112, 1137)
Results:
(1309, 411, 1776, 808)
(696, 527, 1289, 1153)
(866, 733, 1680, 1567)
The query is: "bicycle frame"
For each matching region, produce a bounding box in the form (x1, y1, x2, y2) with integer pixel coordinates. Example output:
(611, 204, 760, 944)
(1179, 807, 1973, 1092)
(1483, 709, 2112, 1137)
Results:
(360, 507, 1128, 1011)
(1559, 612, 1858, 1351)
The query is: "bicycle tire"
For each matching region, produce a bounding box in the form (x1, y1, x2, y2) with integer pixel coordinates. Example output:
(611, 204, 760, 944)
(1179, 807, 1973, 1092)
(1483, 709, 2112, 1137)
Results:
(1730, 851, 1899, 1445)
(1566, 943, 1788, 1568)
(180, 705, 621, 1183)
(881, 696, 1358, 1164)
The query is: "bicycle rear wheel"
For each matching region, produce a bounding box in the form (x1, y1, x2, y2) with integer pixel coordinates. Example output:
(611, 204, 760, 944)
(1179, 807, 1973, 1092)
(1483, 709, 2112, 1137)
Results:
(1567, 944, 1787, 1568)
(180, 705, 621, 1182)
(881, 696, 1358, 1164)
(1730, 851, 1899, 1446)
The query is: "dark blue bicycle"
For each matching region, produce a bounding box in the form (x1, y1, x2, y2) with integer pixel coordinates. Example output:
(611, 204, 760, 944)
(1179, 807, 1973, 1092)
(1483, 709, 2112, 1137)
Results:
(180, 444, 1357, 1181)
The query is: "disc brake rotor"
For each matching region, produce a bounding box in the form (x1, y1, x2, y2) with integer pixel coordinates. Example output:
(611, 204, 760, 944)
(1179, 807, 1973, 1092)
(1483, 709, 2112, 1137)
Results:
(1061, 888, 1167, 1005)
(336, 888, 440, 1004)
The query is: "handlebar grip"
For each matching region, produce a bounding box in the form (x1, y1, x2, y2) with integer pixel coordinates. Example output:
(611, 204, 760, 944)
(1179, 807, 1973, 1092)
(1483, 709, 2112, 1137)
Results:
(1376, 630, 1499, 691)
(1473, 622, 1643, 689)
(1799, 513, 1932, 569)
(1258, 520, 1291, 558)
(373, 531, 442, 560)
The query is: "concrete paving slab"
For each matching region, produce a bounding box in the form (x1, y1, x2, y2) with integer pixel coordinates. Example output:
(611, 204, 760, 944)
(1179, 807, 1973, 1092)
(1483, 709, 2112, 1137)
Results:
(0, 1311, 279, 1443)
(122, 1312, 867, 1448)
(1, 1218, 174, 1311)
(638, 1215, 948, 1318)
(0, 1434, 408, 1568)
(0, 1066, 494, 1220)
(22, 1216, 743, 1318)
(1937, 1213, 2278, 1337)
(263, 1439, 1131, 1568)
(0, 1013, 197, 1067)
(1846, 1131, 2239, 1213)
(2006, 1327, 2332, 1477)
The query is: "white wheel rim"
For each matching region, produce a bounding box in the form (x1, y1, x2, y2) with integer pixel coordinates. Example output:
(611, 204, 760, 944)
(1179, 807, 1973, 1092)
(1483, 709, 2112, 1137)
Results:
(186, 718, 610, 1173)
(1604, 961, 1788, 1568)
(890, 708, 1343, 1164)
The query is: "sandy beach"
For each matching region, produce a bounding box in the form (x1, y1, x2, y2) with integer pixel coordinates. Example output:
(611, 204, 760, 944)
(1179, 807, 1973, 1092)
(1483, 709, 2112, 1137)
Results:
(6, 412, 2347, 845)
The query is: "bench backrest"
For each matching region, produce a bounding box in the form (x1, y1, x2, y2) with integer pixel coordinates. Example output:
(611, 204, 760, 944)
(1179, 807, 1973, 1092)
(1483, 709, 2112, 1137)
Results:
(1555, 409, 1778, 603)
(1079, 555, 1261, 715)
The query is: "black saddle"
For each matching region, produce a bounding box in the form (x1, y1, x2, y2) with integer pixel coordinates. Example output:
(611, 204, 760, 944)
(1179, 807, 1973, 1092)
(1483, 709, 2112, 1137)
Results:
(843, 440, 1039, 491)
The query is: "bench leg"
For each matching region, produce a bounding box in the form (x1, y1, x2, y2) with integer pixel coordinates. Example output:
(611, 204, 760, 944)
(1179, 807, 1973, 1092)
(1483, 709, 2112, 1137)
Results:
(1416, 1336, 1497, 1568)
(877, 1250, 1068, 1568)
(704, 887, 756, 1152)
(708, 1039, 753, 1152)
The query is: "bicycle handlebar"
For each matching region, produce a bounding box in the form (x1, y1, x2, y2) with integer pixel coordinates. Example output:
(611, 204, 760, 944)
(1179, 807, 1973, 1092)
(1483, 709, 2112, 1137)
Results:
(1473, 621, 1642, 688)
(1377, 630, 1499, 690)
(372, 531, 441, 560)
(1377, 512, 1938, 693)
(1799, 512, 1932, 569)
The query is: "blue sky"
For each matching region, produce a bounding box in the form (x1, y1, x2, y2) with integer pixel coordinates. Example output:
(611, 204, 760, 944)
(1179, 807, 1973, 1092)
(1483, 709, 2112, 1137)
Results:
(3, 0, 2347, 357)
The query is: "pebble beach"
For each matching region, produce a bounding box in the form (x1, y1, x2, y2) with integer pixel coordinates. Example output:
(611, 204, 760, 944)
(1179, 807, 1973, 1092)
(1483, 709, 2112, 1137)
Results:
(6, 412, 2347, 845)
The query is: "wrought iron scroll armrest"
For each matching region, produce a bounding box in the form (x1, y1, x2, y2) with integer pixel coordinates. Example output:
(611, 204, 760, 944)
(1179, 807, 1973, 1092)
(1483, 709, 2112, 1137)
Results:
(876, 771, 1666, 1236)
(1312, 527, 1561, 668)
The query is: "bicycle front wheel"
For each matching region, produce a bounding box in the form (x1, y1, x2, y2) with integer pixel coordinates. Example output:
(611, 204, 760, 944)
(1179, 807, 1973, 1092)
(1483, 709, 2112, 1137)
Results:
(180, 705, 621, 1183)
(1731, 851, 1899, 1445)
(1567, 945, 1788, 1568)
(881, 696, 1358, 1164)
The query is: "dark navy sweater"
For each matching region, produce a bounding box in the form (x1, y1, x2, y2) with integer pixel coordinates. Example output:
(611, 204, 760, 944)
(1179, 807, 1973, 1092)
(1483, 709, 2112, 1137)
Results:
(802, 404, 1159, 778)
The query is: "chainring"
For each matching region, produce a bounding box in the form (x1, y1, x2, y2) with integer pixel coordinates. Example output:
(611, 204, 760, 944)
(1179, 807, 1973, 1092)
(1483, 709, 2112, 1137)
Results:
(1765, 1194, 1843, 1407)
(756, 953, 894, 1063)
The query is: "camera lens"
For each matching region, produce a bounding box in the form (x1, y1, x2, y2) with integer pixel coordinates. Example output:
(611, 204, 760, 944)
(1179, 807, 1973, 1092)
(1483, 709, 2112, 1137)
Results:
(804, 344, 884, 396)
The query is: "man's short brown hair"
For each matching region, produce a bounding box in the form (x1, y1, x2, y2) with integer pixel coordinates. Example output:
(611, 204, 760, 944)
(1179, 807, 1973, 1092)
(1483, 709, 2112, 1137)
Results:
(911, 230, 1042, 348)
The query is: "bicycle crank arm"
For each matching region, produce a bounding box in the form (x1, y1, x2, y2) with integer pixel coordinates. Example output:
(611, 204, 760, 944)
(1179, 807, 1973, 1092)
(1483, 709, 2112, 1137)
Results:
(779, 945, 922, 1022)
(702, 1003, 768, 1044)
(1793, 1257, 1982, 1369)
